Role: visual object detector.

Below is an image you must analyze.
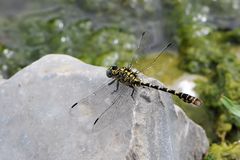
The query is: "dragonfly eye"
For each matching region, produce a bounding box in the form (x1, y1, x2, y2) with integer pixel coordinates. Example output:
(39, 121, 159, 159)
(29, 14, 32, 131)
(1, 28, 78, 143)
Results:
(106, 69, 113, 78)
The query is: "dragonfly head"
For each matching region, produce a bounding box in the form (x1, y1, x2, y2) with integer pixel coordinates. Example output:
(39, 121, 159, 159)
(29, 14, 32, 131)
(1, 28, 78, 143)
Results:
(106, 65, 118, 78)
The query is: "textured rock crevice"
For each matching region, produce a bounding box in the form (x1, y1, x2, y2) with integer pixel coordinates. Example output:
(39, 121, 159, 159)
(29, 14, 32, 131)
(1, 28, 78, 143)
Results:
(0, 54, 208, 160)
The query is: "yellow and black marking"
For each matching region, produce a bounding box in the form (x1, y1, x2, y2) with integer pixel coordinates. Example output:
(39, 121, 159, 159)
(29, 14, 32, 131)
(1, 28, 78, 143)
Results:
(140, 82, 202, 106)
(106, 65, 202, 106)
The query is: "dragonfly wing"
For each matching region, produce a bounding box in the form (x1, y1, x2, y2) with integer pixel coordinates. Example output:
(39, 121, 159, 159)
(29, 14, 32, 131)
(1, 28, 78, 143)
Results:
(92, 84, 135, 132)
(70, 80, 119, 109)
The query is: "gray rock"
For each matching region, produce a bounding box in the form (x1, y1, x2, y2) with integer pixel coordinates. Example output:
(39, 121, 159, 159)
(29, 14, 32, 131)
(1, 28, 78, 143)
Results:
(0, 54, 209, 160)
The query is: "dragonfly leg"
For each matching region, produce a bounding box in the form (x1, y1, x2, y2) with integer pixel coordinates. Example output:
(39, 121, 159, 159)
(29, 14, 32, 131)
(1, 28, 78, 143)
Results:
(129, 86, 135, 100)
(108, 79, 116, 86)
(111, 80, 119, 94)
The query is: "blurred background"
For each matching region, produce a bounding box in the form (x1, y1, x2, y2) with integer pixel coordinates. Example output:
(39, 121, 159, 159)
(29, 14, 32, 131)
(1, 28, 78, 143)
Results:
(0, 0, 239, 159)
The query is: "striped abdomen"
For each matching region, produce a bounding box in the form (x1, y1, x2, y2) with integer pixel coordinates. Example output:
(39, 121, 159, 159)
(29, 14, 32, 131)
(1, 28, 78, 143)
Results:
(140, 82, 202, 106)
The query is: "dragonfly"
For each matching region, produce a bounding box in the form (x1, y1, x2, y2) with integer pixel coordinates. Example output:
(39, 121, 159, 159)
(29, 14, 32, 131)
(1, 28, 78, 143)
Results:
(71, 32, 203, 131)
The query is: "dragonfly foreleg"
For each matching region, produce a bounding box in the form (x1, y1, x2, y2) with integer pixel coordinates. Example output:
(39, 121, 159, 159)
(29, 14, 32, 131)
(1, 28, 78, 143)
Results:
(111, 80, 119, 94)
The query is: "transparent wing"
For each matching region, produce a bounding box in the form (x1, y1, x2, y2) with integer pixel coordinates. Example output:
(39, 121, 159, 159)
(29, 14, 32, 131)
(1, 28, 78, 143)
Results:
(70, 80, 135, 132)
(92, 84, 135, 132)
(138, 42, 171, 73)
(131, 31, 171, 73)
(128, 31, 152, 68)
(70, 80, 117, 109)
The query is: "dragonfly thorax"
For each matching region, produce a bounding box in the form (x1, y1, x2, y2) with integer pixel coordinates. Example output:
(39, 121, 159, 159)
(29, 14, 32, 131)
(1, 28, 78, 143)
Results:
(106, 65, 141, 86)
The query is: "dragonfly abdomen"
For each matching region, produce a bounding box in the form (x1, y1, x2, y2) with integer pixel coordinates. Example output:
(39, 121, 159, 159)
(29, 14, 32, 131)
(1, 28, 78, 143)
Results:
(140, 82, 202, 106)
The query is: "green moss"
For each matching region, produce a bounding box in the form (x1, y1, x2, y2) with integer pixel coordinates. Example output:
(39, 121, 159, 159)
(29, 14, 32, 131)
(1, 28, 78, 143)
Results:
(204, 154, 216, 160)
(80, 27, 136, 66)
(207, 142, 240, 160)
(0, 14, 136, 78)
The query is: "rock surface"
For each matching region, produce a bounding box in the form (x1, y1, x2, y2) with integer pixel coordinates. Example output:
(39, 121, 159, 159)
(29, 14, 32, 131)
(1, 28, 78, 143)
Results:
(0, 54, 209, 160)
